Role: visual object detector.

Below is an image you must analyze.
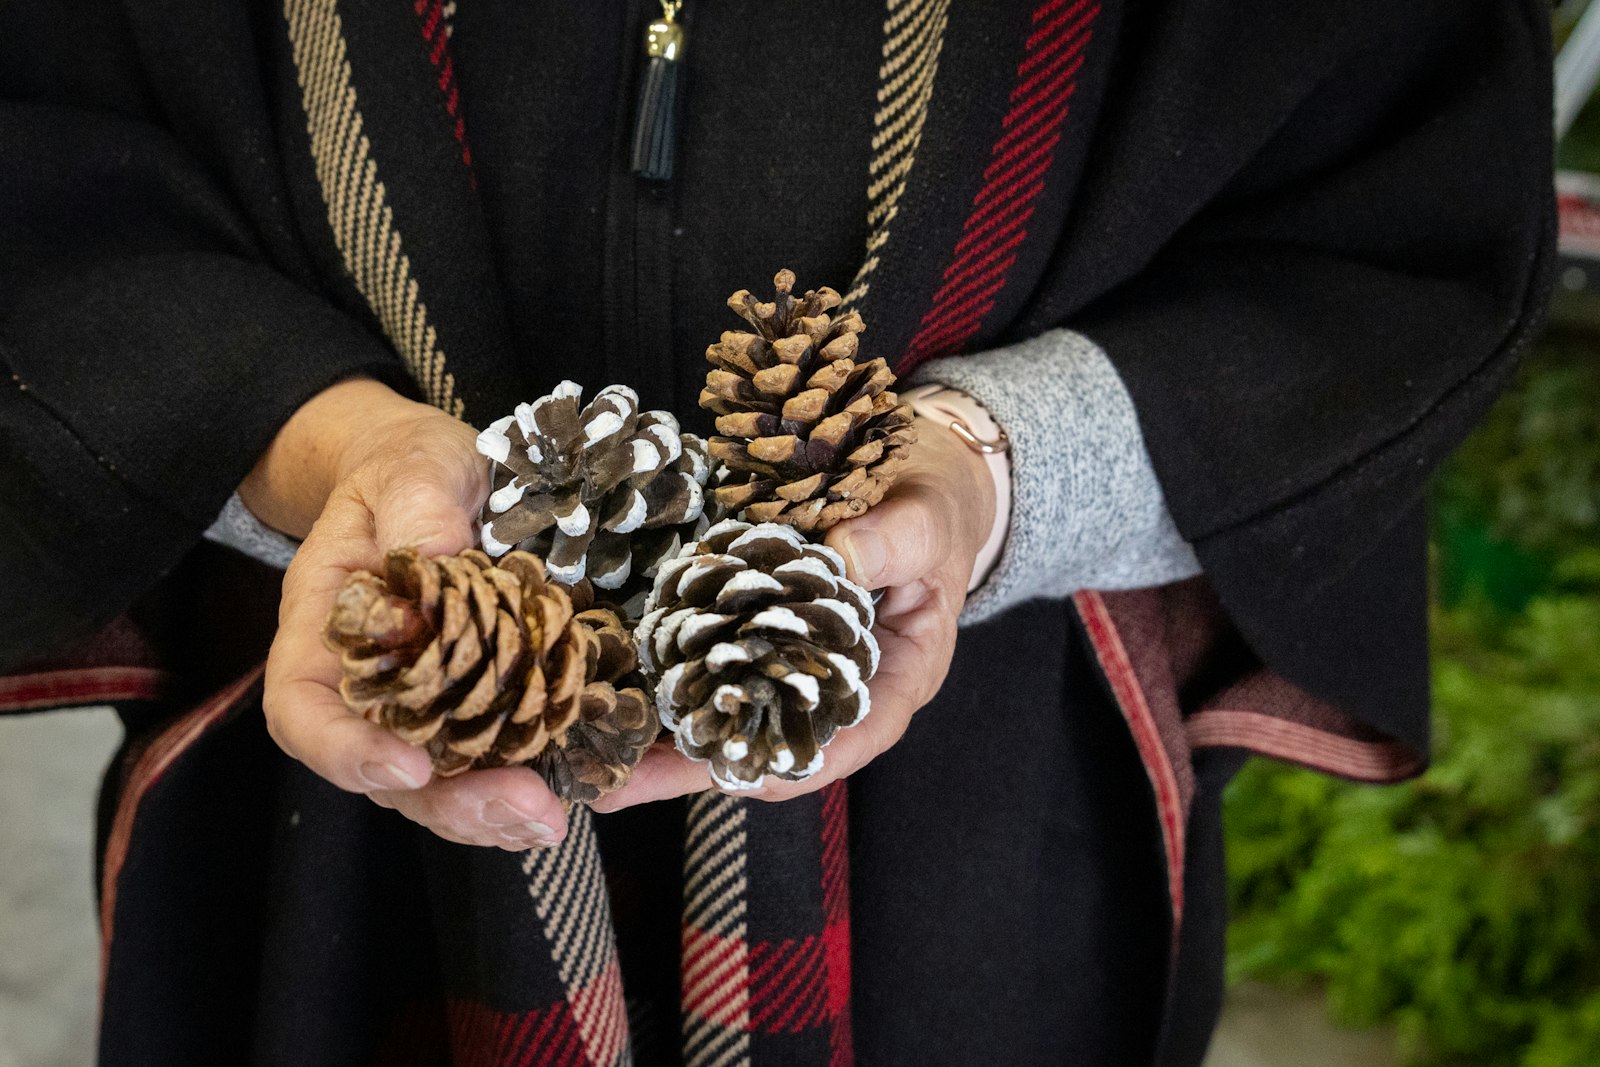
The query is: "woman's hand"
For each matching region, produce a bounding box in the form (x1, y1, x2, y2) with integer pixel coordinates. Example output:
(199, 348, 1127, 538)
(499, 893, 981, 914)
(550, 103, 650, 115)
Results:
(593, 418, 997, 811)
(252, 379, 572, 851)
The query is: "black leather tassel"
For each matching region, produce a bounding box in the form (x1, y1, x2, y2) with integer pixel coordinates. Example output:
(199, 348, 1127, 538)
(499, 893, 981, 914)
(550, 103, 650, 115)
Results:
(631, 3, 685, 182)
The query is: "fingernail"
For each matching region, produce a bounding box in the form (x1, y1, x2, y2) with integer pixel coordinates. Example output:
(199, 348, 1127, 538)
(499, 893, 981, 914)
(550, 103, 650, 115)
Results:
(841, 529, 887, 584)
(501, 822, 560, 849)
(482, 799, 540, 827)
(360, 761, 423, 791)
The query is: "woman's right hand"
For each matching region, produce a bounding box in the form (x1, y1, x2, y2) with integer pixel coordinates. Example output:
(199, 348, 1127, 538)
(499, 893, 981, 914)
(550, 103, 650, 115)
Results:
(249, 378, 572, 851)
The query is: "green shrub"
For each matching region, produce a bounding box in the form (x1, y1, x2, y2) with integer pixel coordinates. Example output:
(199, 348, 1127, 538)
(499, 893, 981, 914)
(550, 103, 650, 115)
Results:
(1224, 352, 1600, 1065)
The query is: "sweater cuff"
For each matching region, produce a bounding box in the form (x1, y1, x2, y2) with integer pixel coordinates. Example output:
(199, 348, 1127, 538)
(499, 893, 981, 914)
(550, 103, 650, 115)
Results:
(910, 329, 1201, 625)
(203, 494, 301, 570)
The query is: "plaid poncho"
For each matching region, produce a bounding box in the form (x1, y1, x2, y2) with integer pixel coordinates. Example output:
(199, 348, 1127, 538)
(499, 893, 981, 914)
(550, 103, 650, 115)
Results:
(0, 0, 1552, 1063)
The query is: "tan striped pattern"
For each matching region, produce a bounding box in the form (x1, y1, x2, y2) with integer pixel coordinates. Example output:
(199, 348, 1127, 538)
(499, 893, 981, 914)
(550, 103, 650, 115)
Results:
(523, 806, 633, 1067)
(283, 0, 464, 416)
(841, 0, 952, 310)
(681, 792, 751, 1067)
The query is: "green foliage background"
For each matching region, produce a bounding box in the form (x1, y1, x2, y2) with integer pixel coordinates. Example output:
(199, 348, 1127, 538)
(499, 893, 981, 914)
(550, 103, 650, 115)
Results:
(1223, 346, 1600, 1066)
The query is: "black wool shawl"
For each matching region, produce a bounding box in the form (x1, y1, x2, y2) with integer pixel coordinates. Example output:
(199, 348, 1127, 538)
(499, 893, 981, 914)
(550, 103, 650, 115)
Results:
(0, 1, 1553, 1065)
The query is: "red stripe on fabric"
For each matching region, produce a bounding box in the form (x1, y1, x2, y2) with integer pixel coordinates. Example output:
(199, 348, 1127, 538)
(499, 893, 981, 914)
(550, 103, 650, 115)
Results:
(693, 954, 753, 1029)
(420, 0, 441, 37)
(1186, 710, 1422, 781)
(682, 924, 743, 989)
(99, 665, 263, 1004)
(919, 260, 1027, 330)
(746, 933, 811, 990)
(1020, 0, 1092, 70)
(500, 1009, 539, 1064)
(568, 957, 628, 1067)
(1073, 592, 1186, 943)
(763, 947, 827, 1033)
(820, 782, 849, 924)
(926, 253, 1025, 311)
(984, 101, 1070, 177)
(523, 1005, 580, 1067)
(412, 0, 473, 178)
(821, 782, 854, 1064)
(932, 228, 1029, 288)
(899, 2, 1099, 373)
(1001, 55, 1088, 132)
(0, 666, 172, 713)
(952, 194, 1035, 256)
(991, 81, 1080, 154)
(515, 1007, 561, 1067)
(973, 136, 1062, 202)
(1011, 40, 1088, 112)
(1030, 0, 1085, 26)
(1025, 0, 1094, 54)
(823, 917, 852, 1027)
(682, 923, 752, 1030)
(907, 274, 1014, 347)
(443, 1000, 584, 1067)
(748, 938, 821, 1030)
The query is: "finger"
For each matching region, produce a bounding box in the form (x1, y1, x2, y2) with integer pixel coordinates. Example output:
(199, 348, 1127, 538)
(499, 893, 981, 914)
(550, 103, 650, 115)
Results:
(825, 483, 952, 590)
(590, 742, 715, 812)
(264, 628, 435, 794)
(365, 439, 487, 557)
(371, 766, 569, 850)
(265, 490, 436, 793)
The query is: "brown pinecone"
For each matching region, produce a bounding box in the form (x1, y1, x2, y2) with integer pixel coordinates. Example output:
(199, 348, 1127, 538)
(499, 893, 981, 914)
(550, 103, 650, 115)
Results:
(323, 548, 651, 801)
(477, 381, 711, 594)
(701, 269, 916, 531)
(635, 519, 878, 791)
(529, 584, 658, 805)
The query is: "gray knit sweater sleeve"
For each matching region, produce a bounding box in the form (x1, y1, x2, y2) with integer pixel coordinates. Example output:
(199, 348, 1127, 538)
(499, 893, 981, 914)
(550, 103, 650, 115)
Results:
(910, 329, 1201, 626)
(203, 493, 300, 570)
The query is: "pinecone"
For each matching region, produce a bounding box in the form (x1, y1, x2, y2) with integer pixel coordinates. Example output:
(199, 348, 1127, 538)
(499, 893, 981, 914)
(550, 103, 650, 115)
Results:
(635, 519, 879, 791)
(529, 584, 659, 805)
(701, 269, 916, 532)
(477, 381, 711, 593)
(323, 547, 651, 801)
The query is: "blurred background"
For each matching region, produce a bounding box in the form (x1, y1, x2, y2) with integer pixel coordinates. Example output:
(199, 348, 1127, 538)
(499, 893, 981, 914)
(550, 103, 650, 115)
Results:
(1217, 3, 1600, 1063)
(4, 5, 1600, 1066)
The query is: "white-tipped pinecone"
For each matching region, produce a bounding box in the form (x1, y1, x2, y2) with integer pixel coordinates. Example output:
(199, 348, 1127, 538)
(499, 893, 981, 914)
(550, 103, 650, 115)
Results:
(635, 519, 878, 791)
(477, 381, 711, 594)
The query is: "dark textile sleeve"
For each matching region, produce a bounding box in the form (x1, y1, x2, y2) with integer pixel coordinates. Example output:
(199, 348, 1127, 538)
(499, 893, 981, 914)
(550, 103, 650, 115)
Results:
(0, 102, 403, 671)
(1074, 0, 1554, 747)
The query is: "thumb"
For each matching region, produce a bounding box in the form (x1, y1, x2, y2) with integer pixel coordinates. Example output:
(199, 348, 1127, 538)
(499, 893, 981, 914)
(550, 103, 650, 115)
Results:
(367, 447, 487, 557)
(825, 486, 949, 591)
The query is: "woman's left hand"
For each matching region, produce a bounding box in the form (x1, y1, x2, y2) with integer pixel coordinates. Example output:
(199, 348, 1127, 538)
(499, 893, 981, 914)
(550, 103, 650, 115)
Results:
(593, 417, 997, 811)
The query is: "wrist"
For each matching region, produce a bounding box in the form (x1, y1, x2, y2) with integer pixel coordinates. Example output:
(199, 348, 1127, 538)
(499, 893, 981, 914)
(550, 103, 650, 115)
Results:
(902, 384, 1011, 592)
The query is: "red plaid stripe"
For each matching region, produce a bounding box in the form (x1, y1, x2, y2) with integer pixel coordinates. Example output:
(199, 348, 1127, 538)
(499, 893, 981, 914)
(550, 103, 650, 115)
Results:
(899, 0, 1102, 372)
(412, 0, 473, 174)
(820, 782, 854, 1066)
(446, 998, 588, 1067)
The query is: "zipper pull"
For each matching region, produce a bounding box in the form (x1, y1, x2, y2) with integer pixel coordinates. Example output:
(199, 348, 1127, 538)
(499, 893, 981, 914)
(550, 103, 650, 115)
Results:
(630, 1, 686, 182)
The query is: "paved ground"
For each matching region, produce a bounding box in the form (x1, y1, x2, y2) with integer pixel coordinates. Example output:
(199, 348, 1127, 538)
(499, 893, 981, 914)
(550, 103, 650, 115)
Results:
(0, 709, 120, 1067)
(0, 708, 1396, 1066)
